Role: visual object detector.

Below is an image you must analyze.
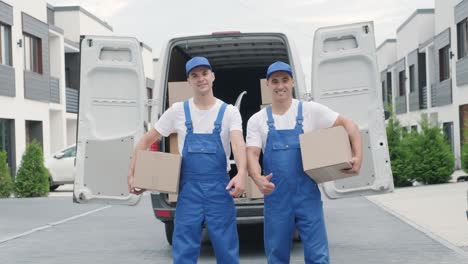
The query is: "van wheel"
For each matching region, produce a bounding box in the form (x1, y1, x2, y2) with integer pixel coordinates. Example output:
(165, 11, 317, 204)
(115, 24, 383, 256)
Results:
(165, 221, 174, 245)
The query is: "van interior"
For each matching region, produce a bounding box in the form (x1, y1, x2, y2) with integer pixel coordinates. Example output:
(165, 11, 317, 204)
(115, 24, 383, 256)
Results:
(163, 34, 291, 178)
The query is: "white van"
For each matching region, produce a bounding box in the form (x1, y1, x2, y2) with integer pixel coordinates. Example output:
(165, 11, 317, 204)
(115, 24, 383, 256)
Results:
(73, 22, 394, 244)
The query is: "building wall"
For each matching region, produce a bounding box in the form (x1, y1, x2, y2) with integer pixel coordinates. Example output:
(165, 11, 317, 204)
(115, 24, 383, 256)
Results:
(0, 0, 55, 172)
(78, 12, 112, 37)
(379, 0, 468, 168)
(0, 1, 153, 174)
(377, 42, 397, 71)
(397, 12, 435, 59)
(53, 11, 80, 43)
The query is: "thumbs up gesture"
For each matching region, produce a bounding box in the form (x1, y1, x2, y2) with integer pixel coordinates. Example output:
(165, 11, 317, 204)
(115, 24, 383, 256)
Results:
(253, 173, 275, 195)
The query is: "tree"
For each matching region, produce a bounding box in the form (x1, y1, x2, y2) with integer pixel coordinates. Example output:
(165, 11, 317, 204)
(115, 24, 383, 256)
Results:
(14, 141, 49, 197)
(386, 112, 412, 187)
(461, 130, 468, 173)
(0, 150, 13, 198)
(404, 116, 454, 184)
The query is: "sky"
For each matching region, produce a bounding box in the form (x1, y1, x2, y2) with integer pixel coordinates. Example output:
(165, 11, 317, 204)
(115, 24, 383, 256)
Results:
(48, 0, 435, 79)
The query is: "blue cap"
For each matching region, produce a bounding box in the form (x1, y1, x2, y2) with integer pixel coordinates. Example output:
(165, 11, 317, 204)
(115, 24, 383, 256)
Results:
(185, 57, 212, 76)
(266, 61, 292, 79)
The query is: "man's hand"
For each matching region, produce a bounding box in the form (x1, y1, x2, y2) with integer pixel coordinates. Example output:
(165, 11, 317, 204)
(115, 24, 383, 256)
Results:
(226, 173, 246, 198)
(341, 156, 362, 175)
(128, 163, 145, 195)
(252, 173, 275, 194)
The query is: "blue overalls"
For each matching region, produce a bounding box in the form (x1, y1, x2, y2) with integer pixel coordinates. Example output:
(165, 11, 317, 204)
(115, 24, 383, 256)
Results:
(263, 102, 329, 264)
(172, 100, 239, 264)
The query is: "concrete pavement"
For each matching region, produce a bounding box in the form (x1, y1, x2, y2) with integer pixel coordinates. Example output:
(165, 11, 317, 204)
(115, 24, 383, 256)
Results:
(367, 182, 468, 252)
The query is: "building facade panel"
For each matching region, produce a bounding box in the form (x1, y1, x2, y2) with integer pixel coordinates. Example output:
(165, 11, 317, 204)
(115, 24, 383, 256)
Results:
(22, 12, 50, 102)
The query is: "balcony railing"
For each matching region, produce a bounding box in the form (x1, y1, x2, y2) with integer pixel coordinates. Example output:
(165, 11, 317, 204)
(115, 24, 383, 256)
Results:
(66, 87, 78, 113)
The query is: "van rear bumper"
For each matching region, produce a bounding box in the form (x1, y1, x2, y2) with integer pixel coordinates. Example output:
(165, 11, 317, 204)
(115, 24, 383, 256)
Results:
(150, 193, 264, 224)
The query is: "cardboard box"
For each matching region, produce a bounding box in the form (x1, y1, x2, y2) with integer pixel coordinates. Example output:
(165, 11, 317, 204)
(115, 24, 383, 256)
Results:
(245, 176, 263, 199)
(168, 82, 193, 106)
(168, 193, 178, 202)
(133, 150, 181, 193)
(260, 79, 272, 104)
(169, 133, 179, 155)
(299, 126, 354, 183)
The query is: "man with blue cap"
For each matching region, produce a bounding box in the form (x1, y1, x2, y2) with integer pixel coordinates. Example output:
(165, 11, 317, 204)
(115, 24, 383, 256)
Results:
(128, 57, 246, 264)
(246, 61, 363, 263)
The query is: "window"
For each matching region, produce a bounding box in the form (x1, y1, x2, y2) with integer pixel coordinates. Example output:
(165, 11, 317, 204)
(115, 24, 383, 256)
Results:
(386, 72, 392, 103)
(381, 81, 386, 104)
(25, 120, 43, 150)
(62, 146, 76, 158)
(411, 125, 418, 132)
(409, 65, 415, 93)
(398, 70, 405, 96)
(457, 18, 468, 59)
(23, 34, 43, 74)
(0, 23, 12, 66)
(418, 53, 427, 88)
(439, 45, 450, 81)
(443, 122, 454, 153)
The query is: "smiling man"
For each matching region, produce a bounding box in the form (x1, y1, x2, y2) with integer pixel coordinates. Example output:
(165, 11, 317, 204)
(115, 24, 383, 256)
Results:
(246, 61, 363, 264)
(128, 57, 246, 264)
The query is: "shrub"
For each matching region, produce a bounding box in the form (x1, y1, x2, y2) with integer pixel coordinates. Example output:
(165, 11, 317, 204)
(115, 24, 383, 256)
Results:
(0, 150, 13, 198)
(403, 116, 454, 184)
(14, 140, 49, 197)
(386, 113, 412, 187)
(462, 131, 468, 174)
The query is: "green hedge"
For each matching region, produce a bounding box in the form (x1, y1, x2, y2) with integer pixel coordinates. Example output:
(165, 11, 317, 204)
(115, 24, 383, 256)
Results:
(387, 114, 454, 186)
(14, 141, 49, 197)
(462, 131, 468, 174)
(0, 150, 13, 198)
(386, 113, 412, 187)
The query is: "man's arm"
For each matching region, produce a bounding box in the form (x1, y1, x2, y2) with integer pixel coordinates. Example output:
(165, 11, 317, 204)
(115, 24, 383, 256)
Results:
(332, 115, 362, 174)
(226, 130, 247, 197)
(247, 146, 274, 194)
(128, 127, 162, 194)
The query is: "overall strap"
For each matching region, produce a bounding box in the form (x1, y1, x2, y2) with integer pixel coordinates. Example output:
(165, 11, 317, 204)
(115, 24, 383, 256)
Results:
(295, 101, 304, 130)
(266, 105, 275, 131)
(213, 103, 227, 134)
(183, 100, 193, 134)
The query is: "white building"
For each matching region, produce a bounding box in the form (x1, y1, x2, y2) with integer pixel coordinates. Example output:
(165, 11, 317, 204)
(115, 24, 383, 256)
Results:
(0, 0, 154, 176)
(377, 0, 468, 169)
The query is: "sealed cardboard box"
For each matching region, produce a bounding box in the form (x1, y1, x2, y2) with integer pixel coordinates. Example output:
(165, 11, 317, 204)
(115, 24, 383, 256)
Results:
(168, 82, 193, 106)
(299, 126, 354, 183)
(168, 193, 178, 202)
(133, 150, 181, 193)
(260, 79, 272, 104)
(245, 176, 263, 199)
(169, 133, 179, 155)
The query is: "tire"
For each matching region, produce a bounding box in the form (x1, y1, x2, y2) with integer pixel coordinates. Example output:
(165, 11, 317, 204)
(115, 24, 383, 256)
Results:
(165, 221, 174, 245)
(49, 177, 60, 191)
(49, 185, 60, 191)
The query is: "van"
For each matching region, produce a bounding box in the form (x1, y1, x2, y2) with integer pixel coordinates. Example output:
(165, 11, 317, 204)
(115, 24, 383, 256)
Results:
(73, 22, 394, 245)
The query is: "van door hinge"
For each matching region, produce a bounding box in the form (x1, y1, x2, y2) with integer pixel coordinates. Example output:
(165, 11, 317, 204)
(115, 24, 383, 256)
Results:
(145, 99, 159, 106)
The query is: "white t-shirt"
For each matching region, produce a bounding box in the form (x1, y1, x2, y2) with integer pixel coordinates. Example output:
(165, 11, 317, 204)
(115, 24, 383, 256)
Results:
(246, 99, 339, 152)
(154, 98, 243, 170)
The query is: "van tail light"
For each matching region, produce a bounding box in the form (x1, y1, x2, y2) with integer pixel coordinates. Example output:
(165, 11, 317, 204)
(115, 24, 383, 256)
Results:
(155, 210, 171, 218)
(150, 141, 158, 151)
